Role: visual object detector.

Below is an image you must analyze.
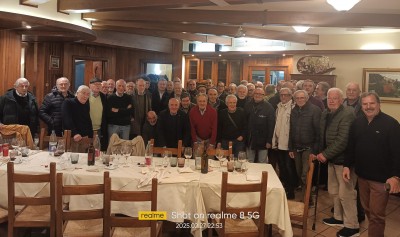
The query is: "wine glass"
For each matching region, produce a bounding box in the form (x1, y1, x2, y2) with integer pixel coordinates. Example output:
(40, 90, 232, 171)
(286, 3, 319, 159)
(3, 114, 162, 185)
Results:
(112, 146, 121, 165)
(238, 151, 247, 173)
(122, 145, 131, 165)
(183, 147, 192, 168)
(33, 133, 39, 150)
(215, 148, 226, 171)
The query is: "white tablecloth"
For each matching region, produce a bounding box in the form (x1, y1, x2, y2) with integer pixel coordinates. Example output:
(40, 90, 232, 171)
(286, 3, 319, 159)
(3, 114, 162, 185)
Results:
(0, 152, 293, 237)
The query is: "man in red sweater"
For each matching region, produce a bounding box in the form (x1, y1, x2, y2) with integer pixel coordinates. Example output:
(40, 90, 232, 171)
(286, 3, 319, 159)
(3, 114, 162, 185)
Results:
(189, 93, 217, 146)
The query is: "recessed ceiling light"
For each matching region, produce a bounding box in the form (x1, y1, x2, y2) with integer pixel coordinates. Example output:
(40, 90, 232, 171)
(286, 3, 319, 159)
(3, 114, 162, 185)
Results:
(218, 54, 222, 57)
(249, 54, 252, 56)
(292, 26, 310, 33)
(25, 25, 32, 29)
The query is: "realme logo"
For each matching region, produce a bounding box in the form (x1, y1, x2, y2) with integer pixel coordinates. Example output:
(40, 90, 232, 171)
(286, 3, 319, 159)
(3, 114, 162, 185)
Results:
(138, 211, 167, 220)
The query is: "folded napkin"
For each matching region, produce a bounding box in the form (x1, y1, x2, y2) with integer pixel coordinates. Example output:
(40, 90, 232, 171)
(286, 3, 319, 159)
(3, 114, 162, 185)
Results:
(246, 173, 260, 181)
(141, 167, 150, 174)
(86, 166, 100, 172)
(177, 167, 194, 173)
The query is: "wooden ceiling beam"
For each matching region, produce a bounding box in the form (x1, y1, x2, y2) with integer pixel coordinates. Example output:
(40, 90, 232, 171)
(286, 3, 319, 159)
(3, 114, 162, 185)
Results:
(93, 30, 173, 53)
(92, 20, 319, 44)
(85, 10, 400, 28)
(59, 0, 258, 12)
(93, 25, 232, 45)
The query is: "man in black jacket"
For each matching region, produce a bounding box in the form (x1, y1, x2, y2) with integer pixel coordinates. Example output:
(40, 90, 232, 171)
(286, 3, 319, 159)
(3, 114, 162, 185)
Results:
(344, 92, 400, 237)
(39, 77, 74, 136)
(245, 88, 275, 163)
(0, 78, 39, 135)
(151, 79, 169, 114)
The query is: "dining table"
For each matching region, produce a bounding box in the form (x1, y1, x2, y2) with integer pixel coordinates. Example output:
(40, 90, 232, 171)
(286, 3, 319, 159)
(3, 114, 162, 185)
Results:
(0, 151, 293, 237)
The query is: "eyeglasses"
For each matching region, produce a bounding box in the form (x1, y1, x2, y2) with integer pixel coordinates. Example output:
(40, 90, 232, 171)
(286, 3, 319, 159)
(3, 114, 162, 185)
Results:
(280, 94, 291, 97)
(295, 97, 306, 100)
(254, 93, 264, 96)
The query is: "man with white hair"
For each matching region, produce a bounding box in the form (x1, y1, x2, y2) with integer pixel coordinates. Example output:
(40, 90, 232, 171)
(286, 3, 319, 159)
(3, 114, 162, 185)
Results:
(0, 78, 39, 134)
(236, 84, 250, 108)
(315, 88, 359, 237)
(39, 77, 74, 136)
(343, 82, 362, 116)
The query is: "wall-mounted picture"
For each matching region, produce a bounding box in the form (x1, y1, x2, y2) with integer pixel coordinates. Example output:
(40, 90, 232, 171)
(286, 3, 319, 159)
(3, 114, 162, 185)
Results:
(363, 68, 400, 103)
(50, 55, 60, 69)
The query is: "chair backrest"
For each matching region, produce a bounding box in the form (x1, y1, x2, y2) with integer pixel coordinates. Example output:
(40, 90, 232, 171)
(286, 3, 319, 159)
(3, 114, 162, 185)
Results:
(56, 171, 108, 237)
(104, 176, 158, 237)
(68, 130, 97, 153)
(150, 139, 182, 158)
(219, 171, 268, 237)
(39, 128, 71, 150)
(7, 162, 56, 235)
(287, 156, 315, 237)
(207, 141, 233, 157)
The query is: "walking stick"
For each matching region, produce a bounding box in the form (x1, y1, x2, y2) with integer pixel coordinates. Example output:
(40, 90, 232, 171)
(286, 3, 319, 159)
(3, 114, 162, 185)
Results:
(312, 160, 321, 231)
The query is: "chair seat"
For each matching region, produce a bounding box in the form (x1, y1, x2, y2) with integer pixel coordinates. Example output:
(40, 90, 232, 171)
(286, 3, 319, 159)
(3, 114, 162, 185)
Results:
(15, 205, 51, 223)
(63, 218, 103, 237)
(0, 207, 8, 223)
(112, 221, 162, 237)
(215, 217, 258, 234)
(287, 200, 305, 217)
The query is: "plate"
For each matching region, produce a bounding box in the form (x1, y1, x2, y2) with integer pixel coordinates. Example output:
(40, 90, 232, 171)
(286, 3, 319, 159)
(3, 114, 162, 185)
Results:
(104, 165, 117, 170)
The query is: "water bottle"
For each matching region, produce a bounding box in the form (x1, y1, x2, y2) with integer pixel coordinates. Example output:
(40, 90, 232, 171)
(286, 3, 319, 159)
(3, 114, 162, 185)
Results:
(93, 134, 101, 158)
(49, 130, 57, 156)
(145, 141, 153, 167)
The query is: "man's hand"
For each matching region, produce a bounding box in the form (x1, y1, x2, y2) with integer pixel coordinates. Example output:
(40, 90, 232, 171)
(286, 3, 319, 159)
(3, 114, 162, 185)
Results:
(266, 143, 271, 149)
(289, 152, 295, 159)
(127, 104, 132, 109)
(237, 136, 243, 142)
(73, 134, 82, 142)
(386, 177, 400, 194)
(111, 108, 119, 113)
(343, 167, 351, 183)
(309, 154, 317, 161)
(316, 153, 327, 163)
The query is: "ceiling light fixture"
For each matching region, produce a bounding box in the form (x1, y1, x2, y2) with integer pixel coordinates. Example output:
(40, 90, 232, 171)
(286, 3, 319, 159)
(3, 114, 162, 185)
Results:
(326, 0, 361, 11)
(292, 26, 310, 33)
(234, 26, 246, 38)
(25, 25, 32, 29)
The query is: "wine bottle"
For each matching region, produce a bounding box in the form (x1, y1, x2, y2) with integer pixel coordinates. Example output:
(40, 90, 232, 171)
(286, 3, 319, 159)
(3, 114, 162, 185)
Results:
(87, 142, 95, 166)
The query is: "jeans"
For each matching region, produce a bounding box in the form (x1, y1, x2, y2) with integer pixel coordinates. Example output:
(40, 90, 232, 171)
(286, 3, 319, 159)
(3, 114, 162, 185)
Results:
(221, 139, 245, 157)
(358, 177, 389, 237)
(328, 164, 359, 229)
(108, 124, 130, 140)
(246, 148, 268, 163)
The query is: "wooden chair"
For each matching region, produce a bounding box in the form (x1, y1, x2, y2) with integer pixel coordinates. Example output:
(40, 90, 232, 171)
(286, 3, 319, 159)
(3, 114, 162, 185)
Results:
(0, 207, 7, 224)
(68, 131, 98, 153)
(207, 141, 233, 157)
(56, 171, 108, 237)
(208, 171, 268, 237)
(150, 139, 182, 158)
(287, 156, 315, 237)
(7, 162, 56, 237)
(103, 176, 162, 237)
(39, 128, 71, 150)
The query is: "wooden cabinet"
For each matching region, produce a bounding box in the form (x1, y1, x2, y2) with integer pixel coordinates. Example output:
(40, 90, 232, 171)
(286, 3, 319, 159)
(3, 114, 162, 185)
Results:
(290, 74, 336, 87)
(186, 59, 199, 80)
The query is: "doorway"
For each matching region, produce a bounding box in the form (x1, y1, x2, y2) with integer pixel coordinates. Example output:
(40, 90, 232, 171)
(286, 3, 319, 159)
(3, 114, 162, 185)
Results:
(249, 66, 288, 85)
(73, 57, 108, 91)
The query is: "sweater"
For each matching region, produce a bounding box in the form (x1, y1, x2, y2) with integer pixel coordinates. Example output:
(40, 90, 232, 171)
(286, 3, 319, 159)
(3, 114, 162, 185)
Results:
(345, 112, 400, 183)
(189, 104, 217, 145)
(106, 93, 133, 126)
(158, 109, 191, 148)
(217, 107, 247, 142)
(62, 97, 93, 138)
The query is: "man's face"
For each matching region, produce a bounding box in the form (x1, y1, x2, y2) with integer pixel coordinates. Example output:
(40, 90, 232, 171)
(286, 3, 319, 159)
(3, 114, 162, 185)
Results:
(90, 82, 101, 95)
(197, 95, 208, 110)
(174, 84, 182, 96)
(158, 80, 167, 92)
(247, 85, 255, 97)
(237, 87, 247, 99)
(217, 83, 225, 94)
(57, 79, 70, 94)
(145, 81, 150, 89)
(107, 80, 115, 92)
(126, 82, 135, 94)
(77, 89, 90, 104)
(101, 82, 108, 94)
(207, 89, 218, 103)
(229, 85, 236, 95)
(206, 79, 213, 89)
(167, 81, 174, 92)
(137, 80, 145, 94)
(302, 82, 314, 95)
(188, 80, 196, 91)
(361, 95, 380, 121)
(315, 84, 325, 98)
(346, 84, 361, 101)
(226, 97, 237, 111)
(180, 97, 190, 108)
(116, 81, 126, 94)
(279, 90, 292, 104)
(147, 113, 157, 126)
(327, 91, 343, 111)
(15, 81, 29, 96)
(198, 87, 207, 94)
(294, 92, 307, 107)
(169, 99, 180, 115)
(253, 88, 265, 103)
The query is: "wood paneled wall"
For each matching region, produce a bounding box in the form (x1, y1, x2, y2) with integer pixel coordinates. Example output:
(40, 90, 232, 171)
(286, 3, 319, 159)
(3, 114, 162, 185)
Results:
(242, 56, 293, 81)
(0, 31, 21, 94)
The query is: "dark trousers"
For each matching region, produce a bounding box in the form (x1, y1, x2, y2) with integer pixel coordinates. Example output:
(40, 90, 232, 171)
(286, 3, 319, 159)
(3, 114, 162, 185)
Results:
(276, 149, 298, 192)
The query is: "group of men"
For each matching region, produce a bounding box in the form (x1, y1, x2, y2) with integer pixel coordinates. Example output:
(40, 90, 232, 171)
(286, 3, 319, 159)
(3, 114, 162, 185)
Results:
(0, 76, 399, 237)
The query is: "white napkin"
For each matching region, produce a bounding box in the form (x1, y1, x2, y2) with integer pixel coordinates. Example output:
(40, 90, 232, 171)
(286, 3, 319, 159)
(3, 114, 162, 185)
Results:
(246, 173, 260, 181)
(86, 166, 100, 172)
(141, 167, 150, 174)
(138, 172, 158, 188)
(178, 167, 194, 173)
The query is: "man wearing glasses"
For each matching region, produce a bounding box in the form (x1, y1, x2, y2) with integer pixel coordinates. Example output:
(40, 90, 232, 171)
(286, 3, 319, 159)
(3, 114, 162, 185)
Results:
(245, 88, 275, 163)
(289, 90, 321, 197)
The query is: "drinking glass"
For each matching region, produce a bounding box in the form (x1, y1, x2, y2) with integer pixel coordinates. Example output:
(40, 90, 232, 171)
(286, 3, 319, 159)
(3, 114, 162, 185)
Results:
(183, 147, 192, 167)
(112, 146, 121, 163)
(122, 145, 131, 165)
(238, 151, 246, 173)
(33, 133, 39, 150)
(163, 151, 172, 168)
(55, 140, 65, 157)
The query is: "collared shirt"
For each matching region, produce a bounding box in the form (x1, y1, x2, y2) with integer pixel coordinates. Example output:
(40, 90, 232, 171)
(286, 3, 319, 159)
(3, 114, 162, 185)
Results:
(15, 90, 27, 97)
(199, 107, 207, 116)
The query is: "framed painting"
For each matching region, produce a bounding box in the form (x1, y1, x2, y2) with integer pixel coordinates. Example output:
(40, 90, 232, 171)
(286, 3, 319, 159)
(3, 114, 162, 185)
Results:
(363, 68, 400, 103)
(50, 55, 60, 70)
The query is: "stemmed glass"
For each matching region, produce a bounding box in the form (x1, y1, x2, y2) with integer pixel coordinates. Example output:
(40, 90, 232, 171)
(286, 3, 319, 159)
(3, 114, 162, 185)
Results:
(111, 146, 121, 166)
(122, 145, 131, 165)
(215, 148, 226, 171)
(33, 134, 39, 150)
(183, 147, 192, 168)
